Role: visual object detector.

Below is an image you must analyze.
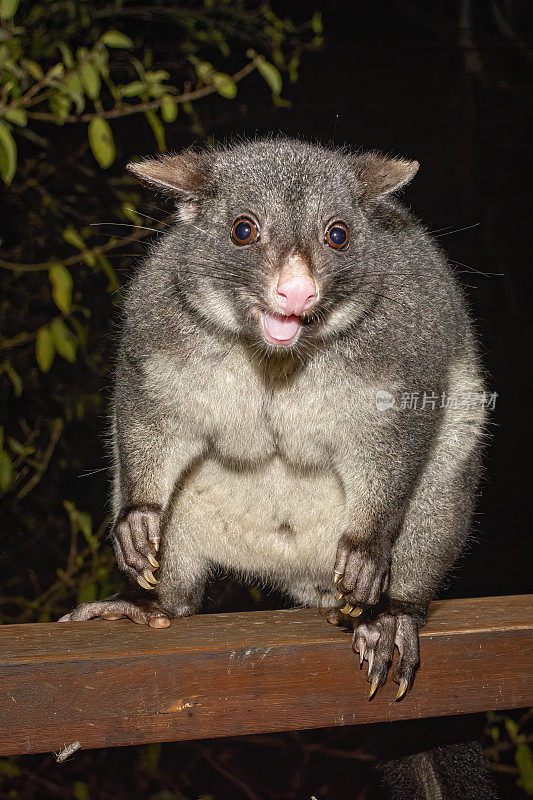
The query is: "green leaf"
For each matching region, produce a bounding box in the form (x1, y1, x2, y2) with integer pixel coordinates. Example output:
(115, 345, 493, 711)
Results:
(256, 57, 282, 96)
(3, 361, 22, 397)
(213, 72, 237, 99)
(96, 253, 119, 293)
(35, 326, 55, 372)
(88, 117, 115, 169)
(516, 743, 533, 794)
(194, 59, 214, 83)
(49, 263, 73, 314)
(0, 758, 21, 777)
(122, 203, 141, 225)
(62, 225, 85, 249)
(3, 108, 26, 126)
(139, 742, 161, 773)
(82, 250, 97, 267)
(50, 318, 77, 362)
(64, 501, 95, 548)
(57, 42, 74, 69)
(161, 94, 178, 122)
(47, 63, 65, 81)
(121, 80, 146, 98)
(80, 60, 101, 101)
(0, 449, 12, 492)
(73, 781, 90, 800)
(25, 60, 43, 80)
(0, 121, 17, 185)
(145, 70, 170, 84)
(77, 577, 97, 604)
(505, 718, 520, 741)
(310, 12, 323, 34)
(0, 0, 18, 20)
(48, 92, 71, 125)
(145, 110, 165, 152)
(65, 73, 85, 114)
(101, 30, 133, 48)
(159, 94, 180, 124)
(94, 48, 109, 80)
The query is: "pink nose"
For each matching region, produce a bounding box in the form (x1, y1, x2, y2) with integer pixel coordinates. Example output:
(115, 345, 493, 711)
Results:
(276, 276, 316, 316)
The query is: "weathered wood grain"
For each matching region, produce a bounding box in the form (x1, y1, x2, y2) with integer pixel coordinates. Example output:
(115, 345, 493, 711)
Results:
(1, 595, 532, 756)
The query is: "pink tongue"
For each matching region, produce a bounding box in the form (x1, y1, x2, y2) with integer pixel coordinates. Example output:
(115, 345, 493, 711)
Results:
(262, 312, 301, 342)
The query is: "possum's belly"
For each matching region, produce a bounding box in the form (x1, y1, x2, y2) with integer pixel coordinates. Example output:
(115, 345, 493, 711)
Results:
(172, 456, 346, 581)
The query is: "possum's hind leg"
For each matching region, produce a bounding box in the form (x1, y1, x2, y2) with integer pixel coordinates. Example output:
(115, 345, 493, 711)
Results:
(60, 512, 210, 627)
(59, 594, 172, 628)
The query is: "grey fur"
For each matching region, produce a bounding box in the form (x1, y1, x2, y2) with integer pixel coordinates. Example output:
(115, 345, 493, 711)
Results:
(66, 137, 487, 687)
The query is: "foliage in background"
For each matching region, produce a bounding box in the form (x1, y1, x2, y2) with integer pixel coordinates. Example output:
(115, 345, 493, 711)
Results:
(0, 0, 322, 623)
(486, 710, 533, 795)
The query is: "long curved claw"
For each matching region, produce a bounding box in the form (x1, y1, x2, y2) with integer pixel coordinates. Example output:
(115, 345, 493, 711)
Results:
(340, 602, 355, 615)
(349, 606, 363, 618)
(368, 676, 380, 700)
(395, 678, 409, 702)
(333, 572, 342, 585)
(147, 554, 159, 569)
(143, 569, 159, 585)
(137, 575, 153, 590)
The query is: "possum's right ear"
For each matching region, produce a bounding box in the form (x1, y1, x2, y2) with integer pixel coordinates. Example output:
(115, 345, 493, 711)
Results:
(126, 150, 213, 200)
(351, 151, 419, 200)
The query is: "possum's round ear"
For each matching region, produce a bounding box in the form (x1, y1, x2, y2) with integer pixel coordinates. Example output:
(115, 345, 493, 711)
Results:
(351, 152, 419, 200)
(126, 150, 213, 199)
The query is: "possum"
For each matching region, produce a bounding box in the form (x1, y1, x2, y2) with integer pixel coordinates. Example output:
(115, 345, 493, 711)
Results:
(60, 138, 495, 798)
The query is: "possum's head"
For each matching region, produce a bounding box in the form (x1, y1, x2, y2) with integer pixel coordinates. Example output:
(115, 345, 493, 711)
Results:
(127, 139, 418, 352)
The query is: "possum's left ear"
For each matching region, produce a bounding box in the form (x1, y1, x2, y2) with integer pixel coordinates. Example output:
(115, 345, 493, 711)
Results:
(127, 149, 214, 200)
(351, 152, 419, 200)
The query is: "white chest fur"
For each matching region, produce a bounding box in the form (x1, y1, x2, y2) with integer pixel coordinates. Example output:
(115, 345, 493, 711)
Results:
(143, 345, 373, 587)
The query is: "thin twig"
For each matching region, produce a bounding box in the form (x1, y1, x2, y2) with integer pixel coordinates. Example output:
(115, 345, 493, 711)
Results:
(22, 58, 260, 123)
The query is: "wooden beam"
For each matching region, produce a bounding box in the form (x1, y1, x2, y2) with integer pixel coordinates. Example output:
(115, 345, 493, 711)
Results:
(1, 595, 531, 756)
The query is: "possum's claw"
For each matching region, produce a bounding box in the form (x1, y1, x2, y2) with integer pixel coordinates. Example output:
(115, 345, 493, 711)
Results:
(339, 602, 363, 618)
(368, 676, 380, 700)
(59, 596, 171, 628)
(112, 506, 162, 586)
(353, 612, 419, 700)
(395, 677, 409, 701)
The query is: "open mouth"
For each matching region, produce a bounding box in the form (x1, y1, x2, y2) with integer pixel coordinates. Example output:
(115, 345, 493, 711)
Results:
(261, 310, 302, 346)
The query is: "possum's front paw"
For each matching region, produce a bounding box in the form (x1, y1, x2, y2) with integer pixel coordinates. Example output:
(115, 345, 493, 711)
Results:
(353, 612, 420, 701)
(333, 536, 390, 613)
(112, 505, 162, 590)
(59, 596, 171, 627)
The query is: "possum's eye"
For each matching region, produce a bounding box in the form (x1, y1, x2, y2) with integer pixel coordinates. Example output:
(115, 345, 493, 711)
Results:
(231, 217, 259, 245)
(325, 221, 349, 249)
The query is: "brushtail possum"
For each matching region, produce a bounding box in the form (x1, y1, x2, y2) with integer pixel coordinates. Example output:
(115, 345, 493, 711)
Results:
(60, 138, 495, 798)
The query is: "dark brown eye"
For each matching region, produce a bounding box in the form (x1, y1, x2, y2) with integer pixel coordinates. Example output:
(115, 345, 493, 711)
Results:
(232, 217, 258, 245)
(325, 221, 349, 249)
